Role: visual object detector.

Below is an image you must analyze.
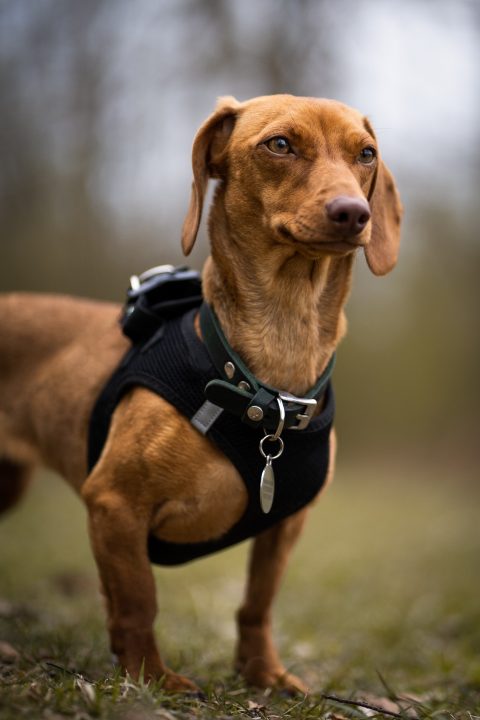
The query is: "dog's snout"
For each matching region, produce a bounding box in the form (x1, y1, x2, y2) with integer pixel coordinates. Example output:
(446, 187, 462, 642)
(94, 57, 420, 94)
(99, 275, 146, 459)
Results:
(325, 196, 371, 236)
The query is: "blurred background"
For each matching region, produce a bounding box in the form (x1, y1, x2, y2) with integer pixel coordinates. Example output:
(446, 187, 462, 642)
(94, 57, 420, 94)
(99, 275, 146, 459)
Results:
(1, 2, 480, 707)
(0, 0, 478, 468)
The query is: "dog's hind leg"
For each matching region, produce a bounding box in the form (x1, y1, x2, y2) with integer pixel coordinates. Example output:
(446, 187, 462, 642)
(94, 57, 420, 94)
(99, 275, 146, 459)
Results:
(235, 507, 310, 694)
(0, 460, 33, 515)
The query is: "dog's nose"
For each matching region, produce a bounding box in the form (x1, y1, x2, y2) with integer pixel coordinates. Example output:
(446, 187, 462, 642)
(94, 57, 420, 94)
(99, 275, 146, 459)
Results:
(325, 196, 371, 236)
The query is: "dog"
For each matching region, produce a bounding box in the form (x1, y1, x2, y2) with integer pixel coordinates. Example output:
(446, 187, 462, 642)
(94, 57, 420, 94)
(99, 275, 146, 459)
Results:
(0, 94, 402, 694)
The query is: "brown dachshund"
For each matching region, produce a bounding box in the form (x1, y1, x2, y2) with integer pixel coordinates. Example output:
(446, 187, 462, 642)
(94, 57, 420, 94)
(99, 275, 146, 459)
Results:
(0, 94, 402, 694)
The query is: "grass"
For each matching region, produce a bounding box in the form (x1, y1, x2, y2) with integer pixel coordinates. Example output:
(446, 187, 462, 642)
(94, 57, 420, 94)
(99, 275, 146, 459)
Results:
(0, 459, 479, 719)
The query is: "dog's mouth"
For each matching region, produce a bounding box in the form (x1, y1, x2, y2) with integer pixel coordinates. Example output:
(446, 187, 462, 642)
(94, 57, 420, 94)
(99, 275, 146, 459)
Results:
(276, 225, 365, 256)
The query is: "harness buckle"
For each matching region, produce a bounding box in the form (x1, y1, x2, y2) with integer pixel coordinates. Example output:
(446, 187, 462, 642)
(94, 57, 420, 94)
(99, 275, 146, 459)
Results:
(129, 265, 177, 291)
(122, 265, 202, 344)
(278, 392, 318, 430)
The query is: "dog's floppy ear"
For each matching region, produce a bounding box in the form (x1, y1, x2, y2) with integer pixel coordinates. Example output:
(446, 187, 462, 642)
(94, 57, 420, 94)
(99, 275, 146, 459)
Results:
(181, 96, 241, 255)
(364, 159, 403, 276)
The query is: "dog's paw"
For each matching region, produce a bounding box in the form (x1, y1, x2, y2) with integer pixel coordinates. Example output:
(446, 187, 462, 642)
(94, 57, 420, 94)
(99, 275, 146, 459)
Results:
(272, 669, 309, 696)
(161, 671, 201, 694)
(237, 658, 309, 695)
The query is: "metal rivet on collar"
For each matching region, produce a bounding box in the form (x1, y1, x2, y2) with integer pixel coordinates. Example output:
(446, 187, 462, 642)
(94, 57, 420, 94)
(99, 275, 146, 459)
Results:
(238, 380, 251, 391)
(224, 361, 235, 379)
(247, 405, 264, 422)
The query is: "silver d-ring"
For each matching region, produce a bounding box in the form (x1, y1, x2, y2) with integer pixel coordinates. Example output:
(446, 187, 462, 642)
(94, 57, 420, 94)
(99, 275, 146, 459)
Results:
(259, 435, 284, 460)
(272, 397, 285, 440)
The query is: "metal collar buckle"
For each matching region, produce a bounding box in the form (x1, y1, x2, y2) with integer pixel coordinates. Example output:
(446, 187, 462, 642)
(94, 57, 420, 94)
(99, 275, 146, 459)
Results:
(279, 392, 318, 431)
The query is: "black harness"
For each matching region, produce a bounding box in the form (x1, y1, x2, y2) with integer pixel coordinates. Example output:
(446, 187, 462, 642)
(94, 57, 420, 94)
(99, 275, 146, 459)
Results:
(88, 267, 335, 565)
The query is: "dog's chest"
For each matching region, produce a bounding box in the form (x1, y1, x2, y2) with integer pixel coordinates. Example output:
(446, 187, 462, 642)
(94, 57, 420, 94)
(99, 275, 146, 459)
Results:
(89, 309, 334, 566)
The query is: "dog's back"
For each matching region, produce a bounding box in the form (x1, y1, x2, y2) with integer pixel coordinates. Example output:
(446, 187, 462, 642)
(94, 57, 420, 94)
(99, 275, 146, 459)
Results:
(0, 293, 127, 495)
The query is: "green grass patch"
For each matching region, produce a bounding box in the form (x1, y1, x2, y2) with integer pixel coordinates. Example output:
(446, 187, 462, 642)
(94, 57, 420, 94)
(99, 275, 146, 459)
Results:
(1, 461, 479, 718)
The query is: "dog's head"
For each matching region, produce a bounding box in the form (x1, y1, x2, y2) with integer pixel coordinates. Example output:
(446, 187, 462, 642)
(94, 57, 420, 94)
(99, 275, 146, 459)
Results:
(182, 95, 402, 276)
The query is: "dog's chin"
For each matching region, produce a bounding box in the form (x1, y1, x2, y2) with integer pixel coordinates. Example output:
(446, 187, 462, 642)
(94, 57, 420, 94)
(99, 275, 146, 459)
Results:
(275, 225, 365, 260)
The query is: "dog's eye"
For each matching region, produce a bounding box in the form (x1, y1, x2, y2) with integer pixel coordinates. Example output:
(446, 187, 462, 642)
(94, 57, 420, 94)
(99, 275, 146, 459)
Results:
(265, 136, 292, 155)
(358, 146, 377, 165)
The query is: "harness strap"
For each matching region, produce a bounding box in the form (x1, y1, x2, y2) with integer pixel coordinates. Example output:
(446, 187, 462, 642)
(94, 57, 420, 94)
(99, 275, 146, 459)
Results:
(200, 302, 335, 432)
(121, 266, 202, 343)
(116, 265, 335, 434)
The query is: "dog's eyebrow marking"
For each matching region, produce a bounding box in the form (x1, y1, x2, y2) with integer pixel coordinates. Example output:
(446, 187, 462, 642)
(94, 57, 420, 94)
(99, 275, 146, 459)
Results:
(350, 132, 377, 149)
(255, 121, 303, 141)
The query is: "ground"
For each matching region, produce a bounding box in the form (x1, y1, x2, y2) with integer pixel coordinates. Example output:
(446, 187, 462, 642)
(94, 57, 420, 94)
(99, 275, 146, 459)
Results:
(0, 459, 479, 719)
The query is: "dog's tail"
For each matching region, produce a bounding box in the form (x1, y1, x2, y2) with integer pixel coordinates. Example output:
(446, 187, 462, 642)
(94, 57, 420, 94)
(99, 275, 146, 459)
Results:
(0, 460, 32, 515)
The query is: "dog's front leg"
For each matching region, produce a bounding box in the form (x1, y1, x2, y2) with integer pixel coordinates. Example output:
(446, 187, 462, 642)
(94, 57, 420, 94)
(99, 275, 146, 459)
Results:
(83, 482, 199, 692)
(235, 508, 309, 694)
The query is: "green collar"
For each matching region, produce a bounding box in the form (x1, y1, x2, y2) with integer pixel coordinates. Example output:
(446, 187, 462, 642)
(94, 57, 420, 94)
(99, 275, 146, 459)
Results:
(199, 302, 335, 432)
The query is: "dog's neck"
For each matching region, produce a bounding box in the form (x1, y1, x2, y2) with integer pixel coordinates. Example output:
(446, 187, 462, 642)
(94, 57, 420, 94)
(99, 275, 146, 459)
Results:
(202, 199, 355, 397)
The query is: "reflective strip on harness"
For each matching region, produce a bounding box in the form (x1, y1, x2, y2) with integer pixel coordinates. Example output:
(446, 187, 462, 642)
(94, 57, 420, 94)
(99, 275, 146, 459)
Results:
(191, 400, 224, 435)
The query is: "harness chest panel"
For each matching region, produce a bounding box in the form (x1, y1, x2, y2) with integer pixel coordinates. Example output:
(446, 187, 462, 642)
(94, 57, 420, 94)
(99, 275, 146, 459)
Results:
(89, 309, 335, 565)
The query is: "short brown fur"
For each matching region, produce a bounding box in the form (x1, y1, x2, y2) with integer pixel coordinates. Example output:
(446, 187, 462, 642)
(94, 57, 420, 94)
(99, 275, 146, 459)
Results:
(0, 94, 402, 693)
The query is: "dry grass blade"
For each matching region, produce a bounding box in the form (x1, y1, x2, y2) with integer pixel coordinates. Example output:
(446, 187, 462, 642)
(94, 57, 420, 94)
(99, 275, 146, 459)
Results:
(322, 693, 403, 718)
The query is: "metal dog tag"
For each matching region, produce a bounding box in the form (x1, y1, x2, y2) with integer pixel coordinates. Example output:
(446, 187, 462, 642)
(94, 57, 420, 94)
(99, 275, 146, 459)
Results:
(260, 456, 275, 514)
